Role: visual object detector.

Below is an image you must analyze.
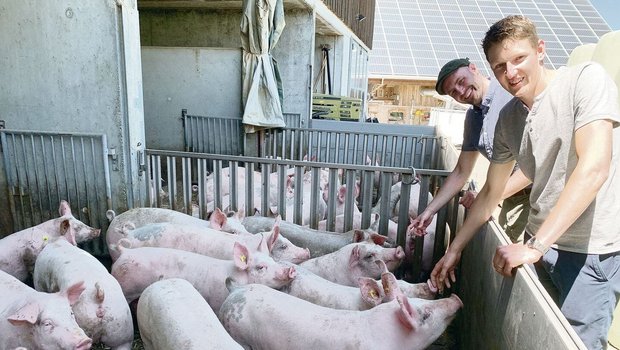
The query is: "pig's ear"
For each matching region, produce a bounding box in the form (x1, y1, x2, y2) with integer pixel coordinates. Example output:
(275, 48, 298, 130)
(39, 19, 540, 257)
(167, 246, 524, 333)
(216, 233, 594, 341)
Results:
(352, 230, 366, 243)
(369, 233, 387, 246)
(396, 295, 420, 331)
(358, 278, 383, 307)
(8, 302, 40, 325)
(348, 244, 361, 268)
(210, 208, 226, 231)
(233, 242, 250, 270)
(58, 200, 72, 217)
(59, 219, 77, 246)
(64, 281, 86, 306)
(236, 207, 246, 219)
(381, 271, 399, 301)
(266, 224, 280, 253)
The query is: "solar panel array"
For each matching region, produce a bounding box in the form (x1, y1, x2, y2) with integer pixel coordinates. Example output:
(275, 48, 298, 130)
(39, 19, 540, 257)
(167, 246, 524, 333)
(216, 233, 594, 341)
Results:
(369, 0, 612, 77)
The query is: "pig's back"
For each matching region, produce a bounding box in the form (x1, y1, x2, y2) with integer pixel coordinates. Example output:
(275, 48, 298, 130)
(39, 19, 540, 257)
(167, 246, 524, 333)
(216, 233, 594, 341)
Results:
(138, 278, 243, 350)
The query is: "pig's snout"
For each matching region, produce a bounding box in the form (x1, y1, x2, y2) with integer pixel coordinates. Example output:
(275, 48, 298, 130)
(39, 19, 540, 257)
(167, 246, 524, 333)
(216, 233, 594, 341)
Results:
(280, 266, 296, 281)
(93, 228, 101, 237)
(395, 246, 405, 260)
(302, 248, 311, 260)
(449, 293, 463, 308)
(75, 336, 93, 350)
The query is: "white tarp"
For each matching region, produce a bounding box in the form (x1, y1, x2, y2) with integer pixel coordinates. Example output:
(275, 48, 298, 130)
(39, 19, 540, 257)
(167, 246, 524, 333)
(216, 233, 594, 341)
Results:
(240, 0, 286, 133)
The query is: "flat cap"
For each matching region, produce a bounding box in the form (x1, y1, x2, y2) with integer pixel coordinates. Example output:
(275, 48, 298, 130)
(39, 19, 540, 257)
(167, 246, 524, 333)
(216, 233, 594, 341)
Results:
(435, 58, 470, 95)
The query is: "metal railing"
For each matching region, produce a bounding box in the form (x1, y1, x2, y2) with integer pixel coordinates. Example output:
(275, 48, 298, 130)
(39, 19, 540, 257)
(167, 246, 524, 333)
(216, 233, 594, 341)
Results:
(0, 130, 112, 255)
(262, 126, 442, 169)
(145, 148, 457, 281)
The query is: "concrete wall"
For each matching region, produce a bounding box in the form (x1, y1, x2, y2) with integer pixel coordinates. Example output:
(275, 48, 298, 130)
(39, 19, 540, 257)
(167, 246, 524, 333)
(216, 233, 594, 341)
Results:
(139, 8, 314, 132)
(141, 47, 242, 151)
(0, 0, 146, 234)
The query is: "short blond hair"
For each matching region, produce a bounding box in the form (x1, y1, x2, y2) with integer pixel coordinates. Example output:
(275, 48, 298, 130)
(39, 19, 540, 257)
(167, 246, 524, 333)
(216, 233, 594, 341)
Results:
(482, 15, 539, 60)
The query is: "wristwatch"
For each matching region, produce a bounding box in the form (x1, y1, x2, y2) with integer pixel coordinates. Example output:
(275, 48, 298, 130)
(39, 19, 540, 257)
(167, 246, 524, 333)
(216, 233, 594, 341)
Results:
(526, 236, 549, 255)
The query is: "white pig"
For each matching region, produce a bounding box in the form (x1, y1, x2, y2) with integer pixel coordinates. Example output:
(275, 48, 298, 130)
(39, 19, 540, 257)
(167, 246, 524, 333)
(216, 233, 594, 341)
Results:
(219, 271, 463, 350)
(299, 242, 404, 287)
(108, 218, 309, 264)
(33, 240, 133, 350)
(280, 263, 384, 310)
(0, 200, 100, 281)
(0, 270, 92, 350)
(111, 242, 296, 312)
(137, 278, 243, 350)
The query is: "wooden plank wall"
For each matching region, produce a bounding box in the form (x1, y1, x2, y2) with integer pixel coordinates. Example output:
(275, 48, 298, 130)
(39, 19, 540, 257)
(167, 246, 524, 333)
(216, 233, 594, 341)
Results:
(322, 0, 375, 49)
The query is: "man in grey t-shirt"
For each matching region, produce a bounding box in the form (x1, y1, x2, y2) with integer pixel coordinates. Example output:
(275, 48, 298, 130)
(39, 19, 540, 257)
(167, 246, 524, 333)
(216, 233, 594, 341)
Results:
(430, 16, 620, 349)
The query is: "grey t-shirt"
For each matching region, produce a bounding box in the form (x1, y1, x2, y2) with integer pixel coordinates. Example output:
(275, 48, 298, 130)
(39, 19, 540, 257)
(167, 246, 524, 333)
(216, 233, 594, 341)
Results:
(462, 78, 514, 160)
(492, 62, 620, 254)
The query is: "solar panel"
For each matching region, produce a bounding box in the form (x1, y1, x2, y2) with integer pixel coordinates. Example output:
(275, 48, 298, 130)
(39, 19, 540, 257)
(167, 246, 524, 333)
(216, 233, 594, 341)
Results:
(369, 0, 612, 77)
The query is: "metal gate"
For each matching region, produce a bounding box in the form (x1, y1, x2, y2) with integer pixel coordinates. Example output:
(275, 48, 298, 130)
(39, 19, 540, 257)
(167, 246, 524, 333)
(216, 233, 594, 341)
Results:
(1, 130, 112, 255)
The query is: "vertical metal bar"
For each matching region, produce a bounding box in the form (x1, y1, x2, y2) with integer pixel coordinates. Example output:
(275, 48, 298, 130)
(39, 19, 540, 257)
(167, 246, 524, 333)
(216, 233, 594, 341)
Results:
(343, 133, 350, 165)
(20, 134, 34, 227)
(389, 136, 397, 168)
(79, 137, 94, 227)
(198, 159, 208, 219)
(396, 173, 412, 279)
(310, 166, 320, 229)
(40, 135, 53, 220)
(343, 169, 356, 232)
(182, 157, 192, 215)
(214, 159, 222, 211)
(146, 154, 154, 207)
(29, 134, 43, 224)
(1, 132, 19, 230)
(261, 162, 270, 216)
(325, 167, 338, 232)
(69, 137, 82, 220)
(230, 161, 238, 212)
(277, 164, 287, 221)
(378, 172, 393, 235)
(360, 169, 373, 229)
(293, 166, 303, 225)
(154, 155, 163, 208)
(245, 163, 254, 215)
(411, 175, 431, 281)
(167, 156, 176, 210)
(420, 137, 428, 169)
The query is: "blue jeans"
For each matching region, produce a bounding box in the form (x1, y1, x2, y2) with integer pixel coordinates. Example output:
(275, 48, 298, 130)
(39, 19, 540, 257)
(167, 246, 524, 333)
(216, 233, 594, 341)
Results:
(533, 247, 620, 350)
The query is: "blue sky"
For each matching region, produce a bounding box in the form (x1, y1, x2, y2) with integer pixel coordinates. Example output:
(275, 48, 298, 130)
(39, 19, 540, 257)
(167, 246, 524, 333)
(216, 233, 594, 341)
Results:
(590, 0, 620, 30)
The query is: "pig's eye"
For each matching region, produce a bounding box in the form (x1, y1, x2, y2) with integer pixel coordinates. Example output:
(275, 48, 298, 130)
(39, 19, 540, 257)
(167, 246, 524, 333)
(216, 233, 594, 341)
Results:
(276, 244, 287, 251)
(41, 319, 54, 329)
(364, 253, 375, 260)
(256, 265, 266, 271)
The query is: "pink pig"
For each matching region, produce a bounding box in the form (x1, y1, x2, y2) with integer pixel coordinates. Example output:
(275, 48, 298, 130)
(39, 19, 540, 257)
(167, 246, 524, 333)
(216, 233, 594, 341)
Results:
(108, 217, 309, 264)
(0, 270, 92, 350)
(299, 242, 405, 287)
(137, 278, 243, 350)
(33, 240, 134, 350)
(0, 200, 100, 281)
(219, 271, 462, 350)
(111, 242, 296, 312)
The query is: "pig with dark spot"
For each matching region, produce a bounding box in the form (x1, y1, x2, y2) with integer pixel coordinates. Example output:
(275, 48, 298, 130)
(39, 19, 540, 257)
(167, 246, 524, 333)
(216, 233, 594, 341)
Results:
(107, 217, 309, 264)
(219, 271, 462, 350)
